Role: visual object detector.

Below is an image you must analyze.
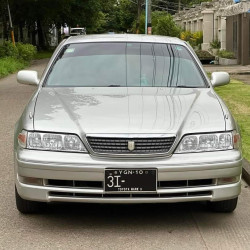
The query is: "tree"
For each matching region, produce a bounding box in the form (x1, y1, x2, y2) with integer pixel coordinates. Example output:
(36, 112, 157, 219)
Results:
(8, 0, 106, 47)
(155, 14, 181, 37)
(2, 0, 209, 48)
(133, 11, 181, 37)
(95, 0, 137, 33)
(117, 0, 137, 32)
(0, 0, 8, 41)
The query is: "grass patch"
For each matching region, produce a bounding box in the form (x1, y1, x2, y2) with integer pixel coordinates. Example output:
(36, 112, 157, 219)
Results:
(0, 57, 29, 78)
(34, 50, 53, 60)
(215, 79, 250, 161)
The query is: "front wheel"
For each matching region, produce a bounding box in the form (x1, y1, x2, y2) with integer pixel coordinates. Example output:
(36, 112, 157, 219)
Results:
(207, 197, 238, 213)
(15, 186, 46, 214)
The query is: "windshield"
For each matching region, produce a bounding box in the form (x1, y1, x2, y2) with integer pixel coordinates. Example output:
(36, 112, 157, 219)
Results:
(46, 42, 207, 88)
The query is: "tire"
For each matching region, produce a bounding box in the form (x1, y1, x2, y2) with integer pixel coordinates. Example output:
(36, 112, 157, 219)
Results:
(15, 186, 46, 214)
(208, 197, 238, 213)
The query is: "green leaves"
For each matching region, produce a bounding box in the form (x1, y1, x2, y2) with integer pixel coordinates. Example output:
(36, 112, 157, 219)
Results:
(7, 0, 105, 31)
(0, 41, 37, 61)
(132, 11, 181, 37)
(154, 14, 181, 37)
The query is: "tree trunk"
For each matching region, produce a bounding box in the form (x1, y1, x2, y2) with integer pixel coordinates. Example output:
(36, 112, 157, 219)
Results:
(19, 23, 23, 42)
(37, 20, 45, 49)
(14, 25, 18, 42)
(57, 24, 61, 44)
(3, 13, 8, 41)
(136, 0, 142, 34)
(29, 25, 36, 46)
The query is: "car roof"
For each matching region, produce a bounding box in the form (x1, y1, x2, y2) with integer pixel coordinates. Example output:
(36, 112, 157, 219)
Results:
(65, 34, 185, 45)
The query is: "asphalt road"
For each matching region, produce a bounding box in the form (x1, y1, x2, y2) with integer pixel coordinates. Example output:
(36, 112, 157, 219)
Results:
(1, 59, 250, 250)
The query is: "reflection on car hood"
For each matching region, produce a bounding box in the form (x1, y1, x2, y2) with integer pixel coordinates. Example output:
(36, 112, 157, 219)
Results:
(34, 87, 225, 135)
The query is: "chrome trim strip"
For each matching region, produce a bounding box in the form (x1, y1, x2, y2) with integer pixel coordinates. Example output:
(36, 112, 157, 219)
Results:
(48, 195, 212, 203)
(86, 133, 176, 138)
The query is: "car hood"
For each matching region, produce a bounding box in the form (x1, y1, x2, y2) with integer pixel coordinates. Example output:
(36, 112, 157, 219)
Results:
(34, 87, 225, 135)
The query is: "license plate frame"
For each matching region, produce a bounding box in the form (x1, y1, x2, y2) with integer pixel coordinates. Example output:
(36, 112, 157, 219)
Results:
(104, 169, 157, 193)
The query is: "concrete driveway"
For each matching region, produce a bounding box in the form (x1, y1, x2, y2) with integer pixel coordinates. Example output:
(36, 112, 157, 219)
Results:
(1, 59, 250, 250)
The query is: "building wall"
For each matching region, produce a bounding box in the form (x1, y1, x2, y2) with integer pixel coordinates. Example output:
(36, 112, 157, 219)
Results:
(174, 0, 250, 65)
(226, 16, 234, 53)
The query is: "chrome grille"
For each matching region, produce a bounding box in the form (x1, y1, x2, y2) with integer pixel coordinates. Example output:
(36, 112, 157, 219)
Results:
(86, 136, 176, 154)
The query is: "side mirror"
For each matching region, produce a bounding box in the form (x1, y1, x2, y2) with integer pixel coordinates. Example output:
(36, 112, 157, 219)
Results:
(211, 72, 230, 87)
(17, 70, 39, 86)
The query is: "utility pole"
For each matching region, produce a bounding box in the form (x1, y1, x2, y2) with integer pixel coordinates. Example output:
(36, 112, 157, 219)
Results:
(178, 0, 181, 12)
(147, 0, 152, 35)
(136, 0, 142, 34)
(145, 0, 151, 35)
(7, 0, 15, 46)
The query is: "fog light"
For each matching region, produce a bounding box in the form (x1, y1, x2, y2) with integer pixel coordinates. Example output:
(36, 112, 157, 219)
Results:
(19, 176, 43, 186)
(217, 176, 240, 185)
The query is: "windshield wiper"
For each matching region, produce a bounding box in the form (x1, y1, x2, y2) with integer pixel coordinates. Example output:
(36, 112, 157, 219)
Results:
(108, 85, 121, 87)
(175, 85, 200, 88)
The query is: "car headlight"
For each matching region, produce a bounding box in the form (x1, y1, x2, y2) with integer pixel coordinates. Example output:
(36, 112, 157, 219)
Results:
(175, 131, 240, 153)
(18, 131, 87, 153)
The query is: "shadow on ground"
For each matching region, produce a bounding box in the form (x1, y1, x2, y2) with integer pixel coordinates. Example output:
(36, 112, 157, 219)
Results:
(20, 201, 234, 232)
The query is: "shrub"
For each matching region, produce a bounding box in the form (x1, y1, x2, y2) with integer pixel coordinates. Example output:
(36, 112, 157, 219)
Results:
(191, 31, 203, 47)
(16, 43, 37, 61)
(0, 46, 6, 57)
(180, 30, 192, 42)
(154, 14, 181, 37)
(218, 50, 235, 59)
(180, 31, 203, 49)
(132, 11, 181, 37)
(0, 57, 28, 78)
(0, 42, 37, 61)
(0, 41, 19, 58)
(210, 39, 221, 49)
(195, 50, 215, 61)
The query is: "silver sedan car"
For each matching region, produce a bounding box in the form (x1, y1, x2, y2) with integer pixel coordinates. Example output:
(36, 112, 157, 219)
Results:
(14, 34, 242, 213)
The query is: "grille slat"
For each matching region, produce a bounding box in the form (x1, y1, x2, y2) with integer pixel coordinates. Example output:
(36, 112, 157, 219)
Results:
(46, 179, 214, 189)
(49, 191, 212, 199)
(87, 136, 175, 154)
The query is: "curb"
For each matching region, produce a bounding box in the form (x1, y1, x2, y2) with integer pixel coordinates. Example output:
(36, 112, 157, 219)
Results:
(231, 72, 250, 75)
(243, 159, 250, 186)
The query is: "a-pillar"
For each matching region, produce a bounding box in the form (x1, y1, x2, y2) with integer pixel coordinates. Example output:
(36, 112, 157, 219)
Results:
(201, 10, 214, 50)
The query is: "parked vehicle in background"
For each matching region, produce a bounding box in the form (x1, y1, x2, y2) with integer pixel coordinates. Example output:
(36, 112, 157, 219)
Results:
(14, 34, 242, 214)
(70, 28, 86, 36)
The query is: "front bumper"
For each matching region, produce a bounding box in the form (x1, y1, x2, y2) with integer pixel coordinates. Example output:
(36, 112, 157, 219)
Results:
(15, 149, 242, 204)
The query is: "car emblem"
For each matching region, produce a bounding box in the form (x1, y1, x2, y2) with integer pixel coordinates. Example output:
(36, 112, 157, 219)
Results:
(128, 141, 135, 151)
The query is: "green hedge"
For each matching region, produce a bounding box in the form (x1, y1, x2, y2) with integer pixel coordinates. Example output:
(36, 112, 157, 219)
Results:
(16, 43, 37, 61)
(0, 57, 28, 78)
(218, 50, 236, 59)
(0, 41, 37, 61)
(0, 42, 37, 78)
